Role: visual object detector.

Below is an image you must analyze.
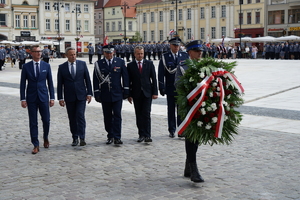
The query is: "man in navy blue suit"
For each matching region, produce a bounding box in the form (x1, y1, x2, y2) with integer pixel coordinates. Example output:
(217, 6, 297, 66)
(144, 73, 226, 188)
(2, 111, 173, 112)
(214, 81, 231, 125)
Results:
(20, 45, 55, 154)
(57, 47, 93, 146)
(93, 45, 129, 145)
(127, 46, 158, 143)
(158, 37, 188, 138)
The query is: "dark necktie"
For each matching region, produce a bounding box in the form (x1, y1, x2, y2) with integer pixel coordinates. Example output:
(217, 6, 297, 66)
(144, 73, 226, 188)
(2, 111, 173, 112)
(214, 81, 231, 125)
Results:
(71, 62, 75, 79)
(138, 61, 142, 74)
(175, 54, 178, 63)
(35, 62, 39, 78)
(108, 59, 112, 68)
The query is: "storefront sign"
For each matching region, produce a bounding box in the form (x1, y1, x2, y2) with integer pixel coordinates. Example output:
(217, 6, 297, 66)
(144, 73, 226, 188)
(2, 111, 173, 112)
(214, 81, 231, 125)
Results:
(21, 31, 31, 37)
(268, 28, 284, 31)
(290, 27, 300, 31)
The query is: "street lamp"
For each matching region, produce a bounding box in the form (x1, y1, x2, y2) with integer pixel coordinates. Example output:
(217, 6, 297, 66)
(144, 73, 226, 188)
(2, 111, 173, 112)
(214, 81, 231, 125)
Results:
(72, 6, 81, 55)
(239, 0, 242, 46)
(121, 2, 130, 42)
(53, 1, 64, 58)
(171, 0, 182, 37)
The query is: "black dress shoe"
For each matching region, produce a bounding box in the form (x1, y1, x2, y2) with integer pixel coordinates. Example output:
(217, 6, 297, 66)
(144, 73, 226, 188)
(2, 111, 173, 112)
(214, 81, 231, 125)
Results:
(144, 137, 152, 142)
(169, 132, 175, 138)
(190, 162, 204, 182)
(106, 138, 114, 144)
(80, 139, 86, 146)
(114, 139, 123, 145)
(72, 139, 79, 146)
(137, 137, 145, 142)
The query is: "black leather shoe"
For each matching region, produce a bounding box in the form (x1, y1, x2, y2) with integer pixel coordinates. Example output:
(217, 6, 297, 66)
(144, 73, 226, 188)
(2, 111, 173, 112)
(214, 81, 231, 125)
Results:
(169, 132, 175, 138)
(144, 137, 152, 142)
(80, 139, 86, 146)
(190, 162, 204, 182)
(184, 159, 191, 177)
(72, 139, 79, 146)
(114, 139, 123, 145)
(137, 137, 145, 142)
(106, 138, 114, 144)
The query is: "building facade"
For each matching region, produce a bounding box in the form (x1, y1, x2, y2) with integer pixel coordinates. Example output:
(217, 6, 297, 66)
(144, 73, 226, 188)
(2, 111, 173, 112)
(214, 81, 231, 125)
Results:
(94, 0, 108, 44)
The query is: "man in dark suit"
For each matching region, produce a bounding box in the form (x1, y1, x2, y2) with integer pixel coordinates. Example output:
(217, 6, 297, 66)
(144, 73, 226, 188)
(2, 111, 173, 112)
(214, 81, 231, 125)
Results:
(20, 45, 55, 154)
(158, 37, 188, 138)
(127, 46, 158, 143)
(93, 45, 129, 145)
(57, 47, 93, 146)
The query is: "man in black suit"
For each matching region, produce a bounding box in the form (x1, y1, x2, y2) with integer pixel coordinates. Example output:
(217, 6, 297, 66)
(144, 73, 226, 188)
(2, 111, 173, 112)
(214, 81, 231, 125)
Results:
(127, 46, 158, 143)
(20, 45, 55, 154)
(57, 47, 93, 146)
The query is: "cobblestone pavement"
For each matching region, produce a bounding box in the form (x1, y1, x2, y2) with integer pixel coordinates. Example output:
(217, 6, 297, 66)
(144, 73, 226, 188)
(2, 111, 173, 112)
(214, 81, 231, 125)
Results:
(1, 94, 300, 200)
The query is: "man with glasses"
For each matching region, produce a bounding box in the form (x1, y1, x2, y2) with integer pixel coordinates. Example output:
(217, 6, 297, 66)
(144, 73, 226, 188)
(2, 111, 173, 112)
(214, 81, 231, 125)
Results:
(20, 45, 55, 154)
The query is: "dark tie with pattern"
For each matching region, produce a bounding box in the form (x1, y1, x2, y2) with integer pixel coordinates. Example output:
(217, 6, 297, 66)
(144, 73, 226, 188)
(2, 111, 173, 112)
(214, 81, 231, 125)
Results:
(138, 61, 142, 74)
(108, 59, 112, 68)
(175, 54, 178, 64)
(71, 62, 75, 79)
(35, 62, 39, 78)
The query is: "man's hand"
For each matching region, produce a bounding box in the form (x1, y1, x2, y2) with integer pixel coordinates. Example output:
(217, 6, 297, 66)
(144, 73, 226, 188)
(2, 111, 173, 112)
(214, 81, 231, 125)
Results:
(21, 101, 27, 108)
(128, 97, 133, 104)
(86, 96, 92, 104)
(159, 89, 165, 96)
(49, 100, 55, 107)
(59, 100, 65, 107)
(152, 95, 158, 100)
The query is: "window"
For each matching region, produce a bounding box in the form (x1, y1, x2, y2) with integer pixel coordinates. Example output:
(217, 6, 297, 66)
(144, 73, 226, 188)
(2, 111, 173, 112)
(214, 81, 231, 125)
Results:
(31, 16, 36, 28)
(200, 28, 205, 39)
(84, 20, 89, 31)
(112, 8, 115, 15)
(221, 27, 226, 37)
(151, 12, 154, 22)
(53, 3, 58, 11)
(268, 10, 284, 25)
(256, 12, 260, 24)
(187, 28, 191, 39)
(247, 0, 251, 3)
(0, 0, 6, 3)
(65, 3, 70, 12)
(112, 22, 115, 31)
(151, 30, 154, 41)
(159, 30, 163, 41)
(0, 14, 6, 26)
(46, 19, 50, 30)
(23, 15, 28, 28)
(106, 22, 109, 32)
(256, 0, 260, 2)
(288, 9, 300, 24)
(179, 9, 182, 20)
(118, 21, 122, 31)
(247, 12, 251, 24)
(77, 20, 81, 31)
(99, 13, 102, 19)
(66, 20, 70, 31)
(221, 5, 226, 18)
(84, 4, 88, 12)
(143, 31, 147, 41)
(211, 6, 216, 18)
(128, 21, 132, 31)
(239, 13, 243, 25)
(15, 15, 20, 28)
(187, 8, 191, 20)
(159, 11, 163, 22)
(55, 19, 59, 31)
(45, 2, 50, 11)
(200, 7, 205, 19)
(170, 10, 174, 21)
(143, 13, 147, 23)
(76, 4, 81, 12)
(99, 25, 102, 34)
(211, 27, 216, 39)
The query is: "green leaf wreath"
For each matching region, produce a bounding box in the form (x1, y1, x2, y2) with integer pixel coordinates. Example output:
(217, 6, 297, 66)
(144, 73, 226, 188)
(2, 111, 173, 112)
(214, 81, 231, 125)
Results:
(176, 57, 244, 146)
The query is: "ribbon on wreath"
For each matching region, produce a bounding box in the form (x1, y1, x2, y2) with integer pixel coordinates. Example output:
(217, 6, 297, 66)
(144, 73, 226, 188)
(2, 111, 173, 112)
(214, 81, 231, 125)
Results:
(177, 69, 244, 138)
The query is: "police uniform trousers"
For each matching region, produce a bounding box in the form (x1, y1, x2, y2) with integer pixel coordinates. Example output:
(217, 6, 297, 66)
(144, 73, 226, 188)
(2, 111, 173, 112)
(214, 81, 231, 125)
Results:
(120, 53, 125, 59)
(19, 59, 25, 69)
(43, 58, 50, 63)
(167, 94, 180, 134)
(185, 139, 198, 163)
(89, 54, 93, 64)
(125, 52, 131, 62)
(147, 52, 152, 60)
(97, 54, 102, 60)
(0, 59, 4, 70)
(101, 100, 122, 139)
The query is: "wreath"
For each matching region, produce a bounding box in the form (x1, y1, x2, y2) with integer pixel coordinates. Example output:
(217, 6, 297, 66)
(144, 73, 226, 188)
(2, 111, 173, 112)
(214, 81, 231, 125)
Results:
(176, 57, 245, 146)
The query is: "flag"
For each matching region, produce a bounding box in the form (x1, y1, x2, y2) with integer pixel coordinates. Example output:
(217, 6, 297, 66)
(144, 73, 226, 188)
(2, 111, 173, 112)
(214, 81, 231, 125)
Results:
(103, 35, 108, 46)
(206, 34, 210, 44)
(80, 35, 83, 38)
(191, 34, 194, 41)
(169, 29, 175, 35)
(119, 33, 123, 36)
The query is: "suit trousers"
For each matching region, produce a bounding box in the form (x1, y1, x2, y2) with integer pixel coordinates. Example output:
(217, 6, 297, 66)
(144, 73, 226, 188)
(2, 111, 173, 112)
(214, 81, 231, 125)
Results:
(167, 94, 177, 133)
(89, 54, 93, 63)
(27, 98, 50, 147)
(133, 93, 152, 138)
(65, 100, 86, 140)
(101, 100, 123, 139)
(185, 139, 199, 163)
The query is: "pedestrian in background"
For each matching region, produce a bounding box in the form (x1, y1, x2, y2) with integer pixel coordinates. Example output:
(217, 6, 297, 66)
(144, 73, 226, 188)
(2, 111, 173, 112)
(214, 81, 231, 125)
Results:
(87, 43, 95, 64)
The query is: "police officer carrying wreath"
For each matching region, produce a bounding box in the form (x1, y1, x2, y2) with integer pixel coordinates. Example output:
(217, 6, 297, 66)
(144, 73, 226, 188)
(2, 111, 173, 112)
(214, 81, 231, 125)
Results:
(158, 37, 188, 138)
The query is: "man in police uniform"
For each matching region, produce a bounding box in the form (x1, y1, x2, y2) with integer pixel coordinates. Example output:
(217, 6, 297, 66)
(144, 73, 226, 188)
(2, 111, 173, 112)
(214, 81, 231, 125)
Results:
(93, 45, 129, 145)
(96, 43, 103, 60)
(42, 45, 51, 63)
(158, 37, 188, 138)
(175, 40, 205, 183)
(18, 46, 27, 70)
(87, 43, 95, 64)
(0, 45, 6, 71)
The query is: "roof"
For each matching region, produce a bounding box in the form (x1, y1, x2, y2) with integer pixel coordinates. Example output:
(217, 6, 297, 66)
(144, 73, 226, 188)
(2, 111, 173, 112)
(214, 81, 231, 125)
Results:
(95, 0, 105, 9)
(136, 0, 162, 5)
(104, 0, 142, 18)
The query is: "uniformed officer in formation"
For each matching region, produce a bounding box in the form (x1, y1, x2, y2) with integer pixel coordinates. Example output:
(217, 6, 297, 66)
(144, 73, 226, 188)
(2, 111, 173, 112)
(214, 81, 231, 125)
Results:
(0, 45, 6, 71)
(93, 45, 130, 145)
(18, 46, 27, 70)
(96, 43, 103, 60)
(157, 41, 164, 59)
(124, 41, 131, 62)
(158, 37, 189, 138)
(10, 47, 18, 68)
(87, 43, 95, 64)
(42, 45, 51, 63)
